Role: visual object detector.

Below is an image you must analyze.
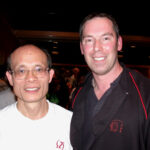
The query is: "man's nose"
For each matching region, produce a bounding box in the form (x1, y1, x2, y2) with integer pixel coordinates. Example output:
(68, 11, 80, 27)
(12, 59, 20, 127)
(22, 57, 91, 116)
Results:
(25, 70, 37, 81)
(94, 39, 102, 51)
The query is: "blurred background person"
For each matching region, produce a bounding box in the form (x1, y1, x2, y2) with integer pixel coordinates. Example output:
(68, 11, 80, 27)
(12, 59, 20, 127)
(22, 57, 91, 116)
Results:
(0, 65, 16, 109)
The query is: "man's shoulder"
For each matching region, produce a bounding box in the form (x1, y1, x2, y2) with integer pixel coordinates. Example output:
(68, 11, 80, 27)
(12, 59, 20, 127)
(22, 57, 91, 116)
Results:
(48, 102, 72, 127)
(0, 102, 16, 112)
(48, 101, 72, 117)
(0, 103, 16, 119)
(127, 67, 150, 84)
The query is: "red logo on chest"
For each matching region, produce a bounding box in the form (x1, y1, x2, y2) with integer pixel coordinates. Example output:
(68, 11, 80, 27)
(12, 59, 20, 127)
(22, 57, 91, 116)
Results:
(56, 140, 64, 150)
(110, 120, 123, 133)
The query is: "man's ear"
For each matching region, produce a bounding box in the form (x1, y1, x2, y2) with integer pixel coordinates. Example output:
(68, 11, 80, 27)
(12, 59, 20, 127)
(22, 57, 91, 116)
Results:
(117, 36, 123, 52)
(48, 69, 54, 83)
(80, 42, 84, 55)
(6, 71, 13, 86)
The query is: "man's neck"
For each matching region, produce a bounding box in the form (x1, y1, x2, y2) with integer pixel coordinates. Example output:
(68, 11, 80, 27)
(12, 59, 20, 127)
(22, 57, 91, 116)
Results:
(92, 64, 123, 99)
(93, 63, 123, 89)
(17, 100, 49, 120)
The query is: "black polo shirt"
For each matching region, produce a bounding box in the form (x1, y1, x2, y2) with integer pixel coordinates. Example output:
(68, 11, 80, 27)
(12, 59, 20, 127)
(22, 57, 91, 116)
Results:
(81, 73, 122, 150)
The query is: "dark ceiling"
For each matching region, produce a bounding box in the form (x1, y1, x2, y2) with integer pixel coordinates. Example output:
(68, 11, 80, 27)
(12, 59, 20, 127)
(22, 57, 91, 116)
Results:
(1, 2, 150, 66)
(1, 1, 150, 36)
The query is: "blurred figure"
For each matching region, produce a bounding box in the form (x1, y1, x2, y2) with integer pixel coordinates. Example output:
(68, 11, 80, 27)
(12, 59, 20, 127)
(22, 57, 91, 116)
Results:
(0, 78, 16, 109)
(68, 67, 88, 109)
(70, 67, 80, 88)
(48, 67, 70, 108)
(0, 44, 72, 150)
(0, 65, 16, 109)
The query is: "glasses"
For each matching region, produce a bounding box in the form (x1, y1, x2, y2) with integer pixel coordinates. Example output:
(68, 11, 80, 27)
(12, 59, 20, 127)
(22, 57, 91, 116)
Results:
(9, 66, 50, 80)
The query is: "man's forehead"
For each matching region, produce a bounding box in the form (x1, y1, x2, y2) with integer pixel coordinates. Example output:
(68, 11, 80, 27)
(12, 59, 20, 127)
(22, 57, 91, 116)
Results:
(12, 45, 44, 56)
(10, 46, 47, 68)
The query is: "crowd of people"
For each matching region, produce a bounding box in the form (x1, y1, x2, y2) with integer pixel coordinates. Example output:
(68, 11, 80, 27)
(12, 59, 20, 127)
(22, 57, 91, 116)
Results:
(48, 66, 89, 109)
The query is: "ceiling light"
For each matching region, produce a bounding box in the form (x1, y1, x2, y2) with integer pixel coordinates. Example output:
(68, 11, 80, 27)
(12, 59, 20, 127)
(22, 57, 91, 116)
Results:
(53, 46, 57, 49)
(130, 45, 136, 48)
(51, 51, 59, 55)
(118, 55, 124, 58)
(53, 41, 58, 44)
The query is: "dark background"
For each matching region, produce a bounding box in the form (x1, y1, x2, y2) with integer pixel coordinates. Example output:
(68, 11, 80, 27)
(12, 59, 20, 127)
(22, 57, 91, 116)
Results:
(0, 1, 150, 66)
(1, 1, 150, 36)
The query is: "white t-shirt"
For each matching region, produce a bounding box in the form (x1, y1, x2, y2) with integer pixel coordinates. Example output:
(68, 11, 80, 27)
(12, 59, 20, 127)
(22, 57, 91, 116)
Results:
(0, 101, 73, 150)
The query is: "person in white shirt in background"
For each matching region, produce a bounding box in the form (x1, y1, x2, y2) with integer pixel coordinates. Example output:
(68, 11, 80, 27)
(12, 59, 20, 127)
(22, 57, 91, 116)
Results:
(0, 44, 72, 150)
(0, 78, 16, 109)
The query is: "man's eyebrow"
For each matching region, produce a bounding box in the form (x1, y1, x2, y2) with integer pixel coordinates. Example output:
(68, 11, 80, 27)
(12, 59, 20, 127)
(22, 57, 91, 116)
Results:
(14, 64, 26, 69)
(14, 64, 45, 69)
(82, 35, 93, 38)
(83, 33, 114, 38)
(102, 33, 114, 36)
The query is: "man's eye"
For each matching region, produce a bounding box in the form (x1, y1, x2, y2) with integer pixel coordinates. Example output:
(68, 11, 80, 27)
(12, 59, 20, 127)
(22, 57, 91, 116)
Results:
(84, 38, 94, 44)
(87, 38, 93, 42)
(35, 67, 43, 72)
(19, 69, 25, 73)
(103, 36, 111, 41)
(16, 69, 25, 75)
